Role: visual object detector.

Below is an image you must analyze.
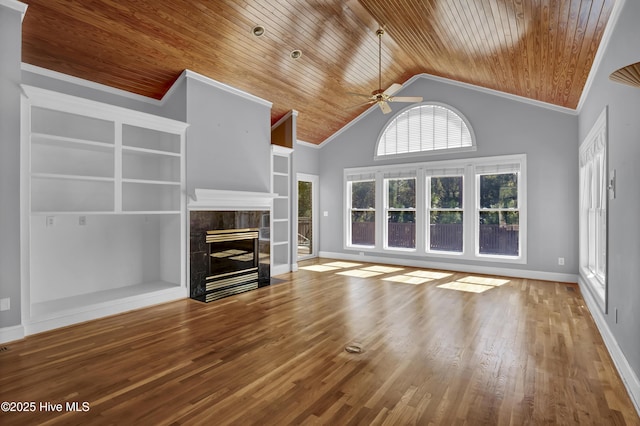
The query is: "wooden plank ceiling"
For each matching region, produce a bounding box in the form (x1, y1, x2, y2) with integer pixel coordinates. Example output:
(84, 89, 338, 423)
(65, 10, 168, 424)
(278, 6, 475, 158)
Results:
(21, 0, 614, 145)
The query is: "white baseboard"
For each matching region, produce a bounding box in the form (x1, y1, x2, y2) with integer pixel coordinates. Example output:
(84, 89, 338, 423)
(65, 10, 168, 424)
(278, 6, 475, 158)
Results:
(578, 276, 640, 417)
(22, 288, 186, 336)
(0, 324, 25, 344)
(271, 263, 291, 277)
(318, 251, 579, 283)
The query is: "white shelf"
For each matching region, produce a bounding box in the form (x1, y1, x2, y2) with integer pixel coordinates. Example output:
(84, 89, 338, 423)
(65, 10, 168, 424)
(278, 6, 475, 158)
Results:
(30, 281, 181, 319)
(32, 172, 115, 182)
(32, 133, 115, 151)
(22, 85, 188, 334)
(270, 144, 292, 275)
(122, 145, 181, 157)
(122, 178, 181, 185)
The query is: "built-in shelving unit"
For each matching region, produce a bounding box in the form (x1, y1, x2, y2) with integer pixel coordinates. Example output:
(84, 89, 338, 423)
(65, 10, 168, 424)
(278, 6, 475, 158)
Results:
(20, 85, 188, 334)
(270, 145, 293, 275)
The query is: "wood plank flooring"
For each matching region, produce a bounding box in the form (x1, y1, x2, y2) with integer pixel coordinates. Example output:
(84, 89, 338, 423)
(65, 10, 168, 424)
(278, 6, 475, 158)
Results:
(1, 258, 638, 425)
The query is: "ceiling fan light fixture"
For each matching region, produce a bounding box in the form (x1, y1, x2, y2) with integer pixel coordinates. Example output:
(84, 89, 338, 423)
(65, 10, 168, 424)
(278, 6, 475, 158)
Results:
(290, 49, 302, 60)
(251, 25, 265, 37)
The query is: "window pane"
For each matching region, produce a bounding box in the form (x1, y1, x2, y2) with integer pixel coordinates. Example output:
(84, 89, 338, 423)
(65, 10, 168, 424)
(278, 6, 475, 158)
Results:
(479, 211, 519, 255)
(388, 178, 416, 208)
(351, 211, 375, 246)
(387, 211, 415, 248)
(480, 173, 518, 208)
(431, 176, 463, 208)
(352, 181, 375, 209)
(429, 211, 463, 252)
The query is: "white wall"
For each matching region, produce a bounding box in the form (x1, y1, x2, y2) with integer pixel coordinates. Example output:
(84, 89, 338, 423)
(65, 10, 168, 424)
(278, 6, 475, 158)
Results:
(185, 76, 272, 195)
(0, 3, 24, 329)
(578, 0, 640, 407)
(318, 76, 579, 278)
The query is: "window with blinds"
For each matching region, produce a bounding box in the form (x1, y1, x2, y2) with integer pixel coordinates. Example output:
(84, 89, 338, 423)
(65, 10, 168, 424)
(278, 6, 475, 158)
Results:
(376, 103, 475, 158)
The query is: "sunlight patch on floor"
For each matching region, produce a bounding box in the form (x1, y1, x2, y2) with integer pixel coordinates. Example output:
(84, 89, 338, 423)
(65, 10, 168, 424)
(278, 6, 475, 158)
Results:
(437, 275, 511, 293)
(456, 276, 510, 286)
(323, 261, 363, 268)
(299, 265, 341, 272)
(406, 270, 452, 279)
(383, 275, 432, 285)
(337, 270, 383, 278)
(361, 265, 404, 273)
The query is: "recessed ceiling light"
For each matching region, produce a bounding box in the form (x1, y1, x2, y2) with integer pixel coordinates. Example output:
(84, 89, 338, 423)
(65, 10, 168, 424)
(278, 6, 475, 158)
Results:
(290, 49, 302, 60)
(252, 25, 265, 37)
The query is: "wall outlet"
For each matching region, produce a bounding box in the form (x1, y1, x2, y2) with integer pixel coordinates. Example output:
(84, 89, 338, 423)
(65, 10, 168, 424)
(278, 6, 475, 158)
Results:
(0, 298, 10, 311)
(323, 211, 328, 217)
(79, 216, 87, 226)
(46, 216, 55, 227)
(558, 257, 565, 266)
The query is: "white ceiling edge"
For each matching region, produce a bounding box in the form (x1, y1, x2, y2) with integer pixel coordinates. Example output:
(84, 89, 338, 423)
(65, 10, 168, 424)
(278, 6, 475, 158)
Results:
(19, 65, 273, 110)
(21, 63, 166, 105)
(271, 109, 298, 130)
(575, 0, 627, 113)
(183, 70, 272, 108)
(0, 0, 27, 20)
(296, 139, 321, 149)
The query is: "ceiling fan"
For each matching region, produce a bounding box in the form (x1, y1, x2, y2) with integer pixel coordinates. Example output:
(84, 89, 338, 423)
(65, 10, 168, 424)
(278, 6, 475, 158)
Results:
(350, 28, 423, 114)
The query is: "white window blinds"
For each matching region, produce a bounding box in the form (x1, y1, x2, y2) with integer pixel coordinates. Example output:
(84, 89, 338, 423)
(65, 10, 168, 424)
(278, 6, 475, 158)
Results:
(377, 104, 474, 158)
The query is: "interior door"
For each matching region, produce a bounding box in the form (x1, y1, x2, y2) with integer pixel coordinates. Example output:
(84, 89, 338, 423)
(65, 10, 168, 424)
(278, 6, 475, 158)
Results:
(296, 173, 318, 260)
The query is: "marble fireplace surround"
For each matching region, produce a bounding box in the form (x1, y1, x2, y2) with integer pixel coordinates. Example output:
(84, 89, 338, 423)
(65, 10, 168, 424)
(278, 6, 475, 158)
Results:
(188, 189, 277, 302)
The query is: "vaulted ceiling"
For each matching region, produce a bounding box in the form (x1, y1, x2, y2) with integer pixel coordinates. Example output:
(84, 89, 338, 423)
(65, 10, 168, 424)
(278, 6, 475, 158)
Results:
(21, 0, 615, 144)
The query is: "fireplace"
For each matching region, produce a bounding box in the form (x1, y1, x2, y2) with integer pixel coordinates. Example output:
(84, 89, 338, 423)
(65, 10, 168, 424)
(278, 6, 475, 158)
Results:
(189, 189, 275, 303)
(202, 228, 260, 302)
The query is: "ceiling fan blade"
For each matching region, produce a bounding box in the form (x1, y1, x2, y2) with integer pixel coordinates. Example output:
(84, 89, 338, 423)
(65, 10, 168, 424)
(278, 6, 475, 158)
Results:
(379, 101, 392, 114)
(389, 96, 423, 103)
(383, 83, 402, 96)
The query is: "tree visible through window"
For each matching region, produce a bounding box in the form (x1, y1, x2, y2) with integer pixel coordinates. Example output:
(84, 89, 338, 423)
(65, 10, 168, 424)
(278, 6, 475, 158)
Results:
(349, 180, 375, 246)
(429, 176, 463, 252)
(478, 173, 519, 256)
(386, 178, 416, 249)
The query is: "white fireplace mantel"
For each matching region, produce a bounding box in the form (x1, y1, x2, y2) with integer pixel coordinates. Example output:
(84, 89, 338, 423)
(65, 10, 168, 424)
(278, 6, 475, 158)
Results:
(188, 188, 277, 211)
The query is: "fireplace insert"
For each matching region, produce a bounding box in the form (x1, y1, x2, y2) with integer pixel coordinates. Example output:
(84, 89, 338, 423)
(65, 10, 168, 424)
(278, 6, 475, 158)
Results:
(197, 228, 260, 302)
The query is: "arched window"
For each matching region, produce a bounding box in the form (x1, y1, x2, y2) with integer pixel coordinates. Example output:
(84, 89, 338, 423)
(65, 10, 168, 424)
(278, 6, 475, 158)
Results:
(376, 103, 475, 159)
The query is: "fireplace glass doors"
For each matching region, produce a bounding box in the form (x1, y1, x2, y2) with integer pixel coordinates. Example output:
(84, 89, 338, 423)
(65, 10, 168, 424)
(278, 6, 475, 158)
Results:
(201, 228, 259, 302)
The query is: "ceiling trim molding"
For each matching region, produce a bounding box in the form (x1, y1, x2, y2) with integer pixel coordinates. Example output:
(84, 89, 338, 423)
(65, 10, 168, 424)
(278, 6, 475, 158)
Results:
(410, 73, 578, 115)
(183, 70, 272, 108)
(295, 139, 320, 149)
(319, 71, 578, 148)
(0, 0, 27, 20)
(21, 63, 164, 105)
(576, 0, 627, 113)
(271, 109, 298, 130)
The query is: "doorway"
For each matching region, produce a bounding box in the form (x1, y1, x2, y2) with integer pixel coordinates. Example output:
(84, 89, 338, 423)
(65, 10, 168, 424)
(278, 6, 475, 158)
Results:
(296, 173, 319, 260)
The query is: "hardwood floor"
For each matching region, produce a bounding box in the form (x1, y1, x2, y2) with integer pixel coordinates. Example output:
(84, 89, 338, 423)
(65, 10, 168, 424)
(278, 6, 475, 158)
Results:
(1, 258, 638, 425)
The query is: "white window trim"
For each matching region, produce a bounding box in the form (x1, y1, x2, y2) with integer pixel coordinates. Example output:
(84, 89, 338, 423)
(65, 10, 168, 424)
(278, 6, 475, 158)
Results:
(345, 179, 377, 249)
(383, 176, 418, 252)
(579, 106, 608, 312)
(374, 102, 477, 161)
(343, 154, 527, 264)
